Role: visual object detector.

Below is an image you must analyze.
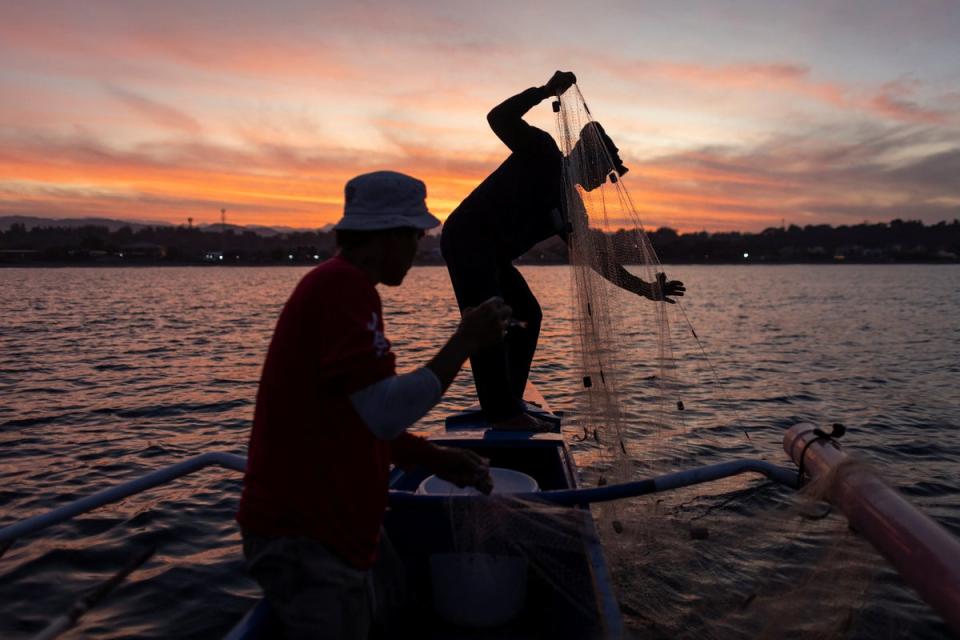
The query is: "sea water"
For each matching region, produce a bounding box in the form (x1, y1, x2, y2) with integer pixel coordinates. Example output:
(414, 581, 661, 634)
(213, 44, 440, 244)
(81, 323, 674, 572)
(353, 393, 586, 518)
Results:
(1, 265, 958, 638)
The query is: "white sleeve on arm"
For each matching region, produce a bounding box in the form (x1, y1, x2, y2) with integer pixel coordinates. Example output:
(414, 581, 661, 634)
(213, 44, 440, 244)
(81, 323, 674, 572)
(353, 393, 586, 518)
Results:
(349, 367, 443, 440)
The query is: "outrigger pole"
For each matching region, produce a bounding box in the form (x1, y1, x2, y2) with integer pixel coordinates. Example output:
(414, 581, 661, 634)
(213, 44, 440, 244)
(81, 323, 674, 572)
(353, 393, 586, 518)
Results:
(0, 452, 246, 553)
(0, 454, 793, 550)
(784, 423, 960, 635)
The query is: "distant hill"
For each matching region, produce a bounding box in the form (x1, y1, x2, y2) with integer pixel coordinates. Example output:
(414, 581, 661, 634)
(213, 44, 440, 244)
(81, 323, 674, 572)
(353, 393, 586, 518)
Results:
(198, 223, 334, 236)
(0, 216, 330, 236)
(0, 215, 174, 232)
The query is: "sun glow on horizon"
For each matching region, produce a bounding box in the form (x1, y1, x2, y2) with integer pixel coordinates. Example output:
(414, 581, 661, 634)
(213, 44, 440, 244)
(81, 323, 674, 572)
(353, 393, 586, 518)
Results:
(1, 2, 958, 232)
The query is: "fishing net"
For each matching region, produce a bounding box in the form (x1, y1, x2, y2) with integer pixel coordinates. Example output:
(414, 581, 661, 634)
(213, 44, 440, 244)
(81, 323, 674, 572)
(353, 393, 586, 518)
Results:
(553, 85, 883, 638)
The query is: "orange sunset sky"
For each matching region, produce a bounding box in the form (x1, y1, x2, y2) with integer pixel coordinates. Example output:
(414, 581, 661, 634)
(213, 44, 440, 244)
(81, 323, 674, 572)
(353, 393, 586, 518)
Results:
(1, 1, 959, 232)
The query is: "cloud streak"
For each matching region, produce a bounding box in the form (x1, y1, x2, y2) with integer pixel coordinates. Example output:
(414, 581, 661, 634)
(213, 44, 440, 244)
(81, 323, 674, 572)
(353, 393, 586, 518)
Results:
(105, 86, 203, 134)
(594, 57, 952, 125)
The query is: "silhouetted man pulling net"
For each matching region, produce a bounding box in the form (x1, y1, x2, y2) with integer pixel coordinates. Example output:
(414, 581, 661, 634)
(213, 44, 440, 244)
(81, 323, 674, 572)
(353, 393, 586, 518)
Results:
(442, 71, 685, 430)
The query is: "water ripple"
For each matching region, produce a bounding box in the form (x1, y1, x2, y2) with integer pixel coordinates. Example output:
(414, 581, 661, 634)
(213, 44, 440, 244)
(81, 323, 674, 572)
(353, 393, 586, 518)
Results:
(0, 264, 957, 638)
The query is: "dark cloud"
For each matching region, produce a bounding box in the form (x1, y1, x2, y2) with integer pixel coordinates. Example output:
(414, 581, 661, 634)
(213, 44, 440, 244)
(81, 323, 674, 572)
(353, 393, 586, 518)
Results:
(884, 149, 960, 195)
(632, 123, 960, 228)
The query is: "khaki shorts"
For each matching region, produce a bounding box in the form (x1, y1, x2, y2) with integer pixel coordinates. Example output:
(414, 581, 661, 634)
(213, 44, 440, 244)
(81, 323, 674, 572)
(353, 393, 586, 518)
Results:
(242, 529, 406, 640)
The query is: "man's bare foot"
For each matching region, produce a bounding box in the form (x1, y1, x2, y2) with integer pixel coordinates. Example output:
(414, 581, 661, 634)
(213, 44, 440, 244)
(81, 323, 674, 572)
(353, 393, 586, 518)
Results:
(492, 413, 555, 432)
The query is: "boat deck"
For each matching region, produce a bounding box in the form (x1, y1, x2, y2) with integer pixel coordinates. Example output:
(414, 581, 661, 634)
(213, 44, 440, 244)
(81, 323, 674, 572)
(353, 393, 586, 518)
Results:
(378, 430, 620, 639)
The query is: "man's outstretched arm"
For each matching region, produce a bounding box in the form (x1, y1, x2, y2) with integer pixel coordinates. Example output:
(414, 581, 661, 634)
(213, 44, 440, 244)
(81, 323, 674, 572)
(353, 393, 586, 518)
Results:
(564, 229, 685, 303)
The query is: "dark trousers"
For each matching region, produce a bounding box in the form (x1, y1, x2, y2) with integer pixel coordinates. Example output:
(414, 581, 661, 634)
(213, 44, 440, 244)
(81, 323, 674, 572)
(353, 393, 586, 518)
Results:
(242, 528, 407, 640)
(442, 230, 542, 421)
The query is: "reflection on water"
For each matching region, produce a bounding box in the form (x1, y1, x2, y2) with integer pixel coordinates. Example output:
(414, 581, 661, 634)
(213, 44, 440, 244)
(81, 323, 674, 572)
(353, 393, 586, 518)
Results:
(0, 265, 958, 638)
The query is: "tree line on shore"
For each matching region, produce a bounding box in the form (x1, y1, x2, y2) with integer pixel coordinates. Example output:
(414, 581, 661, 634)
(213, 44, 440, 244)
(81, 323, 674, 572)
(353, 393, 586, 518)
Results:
(1, 218, 958, 265)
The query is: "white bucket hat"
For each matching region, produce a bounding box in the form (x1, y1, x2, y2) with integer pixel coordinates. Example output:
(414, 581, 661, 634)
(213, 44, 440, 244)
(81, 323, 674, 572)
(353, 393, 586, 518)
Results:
(332, 171, 441, 231)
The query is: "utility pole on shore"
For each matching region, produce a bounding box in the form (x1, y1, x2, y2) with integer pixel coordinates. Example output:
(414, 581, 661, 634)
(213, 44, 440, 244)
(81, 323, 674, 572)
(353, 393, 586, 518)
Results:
(220, 208, 226, 259)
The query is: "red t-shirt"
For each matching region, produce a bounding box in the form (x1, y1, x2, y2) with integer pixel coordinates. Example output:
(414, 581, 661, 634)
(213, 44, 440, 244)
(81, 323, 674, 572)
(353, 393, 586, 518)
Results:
(237, 255, 435, 569)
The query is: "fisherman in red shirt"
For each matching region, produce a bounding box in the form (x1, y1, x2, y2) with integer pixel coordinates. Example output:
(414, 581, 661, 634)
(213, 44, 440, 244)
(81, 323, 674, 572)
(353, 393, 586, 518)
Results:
(237, 171, 509, 639)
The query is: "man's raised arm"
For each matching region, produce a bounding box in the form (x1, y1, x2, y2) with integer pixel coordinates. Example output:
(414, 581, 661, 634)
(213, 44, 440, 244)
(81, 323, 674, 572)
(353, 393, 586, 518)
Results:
(487, 71, 577, 152)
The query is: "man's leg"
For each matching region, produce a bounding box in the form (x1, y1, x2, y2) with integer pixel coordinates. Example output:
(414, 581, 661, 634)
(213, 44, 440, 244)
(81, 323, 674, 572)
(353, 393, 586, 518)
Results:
(499, 265, 543, 400)
(243, 531, 370, 640)
(442, 256, 523, 421)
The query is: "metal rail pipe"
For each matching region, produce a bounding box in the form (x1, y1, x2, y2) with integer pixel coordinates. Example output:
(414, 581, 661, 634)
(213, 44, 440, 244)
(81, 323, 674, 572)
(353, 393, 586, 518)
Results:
(0, 452, 246, 547)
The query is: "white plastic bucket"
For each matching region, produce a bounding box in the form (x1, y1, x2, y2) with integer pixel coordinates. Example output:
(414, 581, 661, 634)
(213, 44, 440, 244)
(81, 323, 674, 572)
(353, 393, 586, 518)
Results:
(416, 467, 539, 496)
(418, 467, 537, 627)
(429, 552, 528, 628)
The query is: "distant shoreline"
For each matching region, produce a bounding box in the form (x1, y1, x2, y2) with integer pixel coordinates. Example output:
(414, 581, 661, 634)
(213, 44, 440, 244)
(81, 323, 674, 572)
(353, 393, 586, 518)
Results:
(4, 217, 958, 267)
